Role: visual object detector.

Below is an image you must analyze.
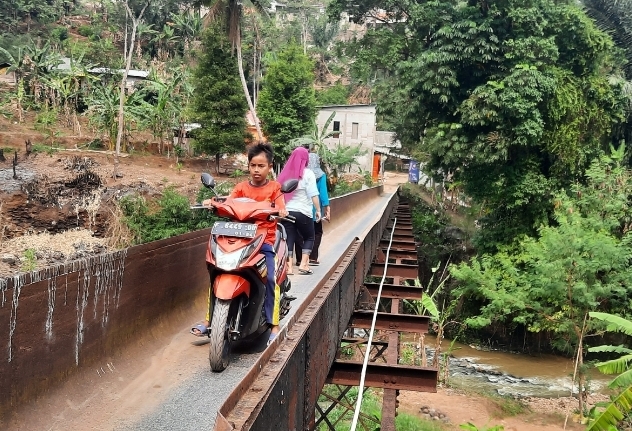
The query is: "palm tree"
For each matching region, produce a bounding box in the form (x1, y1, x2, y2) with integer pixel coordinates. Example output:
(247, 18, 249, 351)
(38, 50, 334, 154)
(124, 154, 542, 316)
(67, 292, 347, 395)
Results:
(586, 311, 632, 431)
(203, 0, 265, 141)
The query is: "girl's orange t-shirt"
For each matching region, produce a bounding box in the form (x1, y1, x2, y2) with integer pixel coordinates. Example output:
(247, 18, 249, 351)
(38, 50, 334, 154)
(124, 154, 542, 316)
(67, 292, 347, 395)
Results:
(230, 180, 285, 246)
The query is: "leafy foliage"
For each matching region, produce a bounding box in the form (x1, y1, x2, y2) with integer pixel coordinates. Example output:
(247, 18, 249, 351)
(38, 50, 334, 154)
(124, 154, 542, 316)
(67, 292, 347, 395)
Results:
(119, 186, 221, 244)
(191, 25, 248, 157)
(258, 43, 316, 154)
(315, 82, 349, 105)
(85, 80, 149, 150)
(582, 0, 632, 156)
(586, 312, 632, 431)
(451, 151, 632, 355)
(587, 387, 632, 431)
(329, 0, 628, 250)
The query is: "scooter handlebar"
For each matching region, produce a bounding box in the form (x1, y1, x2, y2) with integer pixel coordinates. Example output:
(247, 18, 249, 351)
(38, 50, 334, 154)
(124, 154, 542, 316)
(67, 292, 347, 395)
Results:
(190, 203, 209, 210)
(269, 214, 296, 223)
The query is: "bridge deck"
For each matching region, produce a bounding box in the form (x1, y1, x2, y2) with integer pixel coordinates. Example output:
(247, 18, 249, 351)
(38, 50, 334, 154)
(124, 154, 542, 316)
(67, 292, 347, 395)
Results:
(3, 187, 397, 431)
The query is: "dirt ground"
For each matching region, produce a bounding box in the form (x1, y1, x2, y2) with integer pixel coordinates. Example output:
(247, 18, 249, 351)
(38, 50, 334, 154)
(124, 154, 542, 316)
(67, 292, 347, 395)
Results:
(399, 387, 590, 430)
(0, 112, 249, 277)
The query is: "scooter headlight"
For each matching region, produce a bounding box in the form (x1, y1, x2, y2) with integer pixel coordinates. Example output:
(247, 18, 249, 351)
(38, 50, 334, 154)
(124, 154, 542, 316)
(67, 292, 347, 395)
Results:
(214, 235, 264, 271)
(215, 248, 243, 271)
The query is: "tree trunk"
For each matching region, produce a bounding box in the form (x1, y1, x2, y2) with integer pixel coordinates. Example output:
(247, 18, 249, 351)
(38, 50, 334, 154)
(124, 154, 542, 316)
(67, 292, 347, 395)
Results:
(216, 153, 220, 175)
(115, 1, 149, 179)
(252, 39, 257, 108)
(235, 33, 263, 142)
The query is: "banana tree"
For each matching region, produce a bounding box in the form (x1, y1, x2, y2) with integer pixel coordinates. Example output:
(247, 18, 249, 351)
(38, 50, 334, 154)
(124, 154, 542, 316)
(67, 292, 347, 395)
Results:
(289, 111, 339, 187)
(135, 21, 157, 59)
(152, 24, 178, 60)
(171, 11, 203, 52)
(586, 312, 632, 431)
(0, 45, 27, 85)
(86, 81, 149, 151)
(145, 71, 185, 154)
(22, 41, 62, 104)
(44, 54, 96, 133)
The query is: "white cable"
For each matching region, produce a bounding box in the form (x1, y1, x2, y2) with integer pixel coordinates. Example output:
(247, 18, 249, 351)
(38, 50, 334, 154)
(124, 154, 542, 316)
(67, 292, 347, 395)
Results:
(349, 217, 398, 431)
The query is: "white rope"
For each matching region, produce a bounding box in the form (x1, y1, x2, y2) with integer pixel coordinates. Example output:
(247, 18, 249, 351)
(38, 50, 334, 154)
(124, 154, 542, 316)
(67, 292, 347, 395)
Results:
(349, 217, 398, 431)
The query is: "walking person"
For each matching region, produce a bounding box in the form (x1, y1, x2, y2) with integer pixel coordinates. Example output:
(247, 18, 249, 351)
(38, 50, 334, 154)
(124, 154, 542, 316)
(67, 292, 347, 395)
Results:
(295, 152, 330, 265)
(278, 146, 320, 275)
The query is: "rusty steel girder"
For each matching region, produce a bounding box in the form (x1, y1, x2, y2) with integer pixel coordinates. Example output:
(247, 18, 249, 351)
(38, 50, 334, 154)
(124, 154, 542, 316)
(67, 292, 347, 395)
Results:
(326, 361, 438, 392)
(364, 283, 424, 300)
(370, 262, 419, 279)
(380, 239, 417, 250)
(349, 311, 430, 332)
(376, 249, 418, 261)
(213, 189, 398, 431)
(384, 226, 413, 235)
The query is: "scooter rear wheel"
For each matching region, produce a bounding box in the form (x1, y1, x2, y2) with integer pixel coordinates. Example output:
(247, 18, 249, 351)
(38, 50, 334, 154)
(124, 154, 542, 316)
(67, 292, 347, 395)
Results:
(209, 299, 232, 372)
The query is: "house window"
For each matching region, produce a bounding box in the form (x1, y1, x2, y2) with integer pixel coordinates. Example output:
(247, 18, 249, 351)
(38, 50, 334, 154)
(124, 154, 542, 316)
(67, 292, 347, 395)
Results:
(351, 122, 359, 139)
(333, 121, 340, 138)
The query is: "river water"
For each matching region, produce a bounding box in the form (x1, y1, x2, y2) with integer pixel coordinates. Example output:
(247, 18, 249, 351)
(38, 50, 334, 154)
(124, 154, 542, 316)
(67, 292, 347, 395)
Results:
(416, 335, 612, 398)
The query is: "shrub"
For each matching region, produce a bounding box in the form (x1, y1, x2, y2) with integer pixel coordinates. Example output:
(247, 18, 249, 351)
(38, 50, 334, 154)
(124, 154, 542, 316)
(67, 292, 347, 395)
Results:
(77, 25, 94, 38)
(118, 184, 236, 245)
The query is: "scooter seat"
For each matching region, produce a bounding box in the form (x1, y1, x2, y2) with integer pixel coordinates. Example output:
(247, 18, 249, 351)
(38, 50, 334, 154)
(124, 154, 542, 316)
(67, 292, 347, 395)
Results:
(274, 223, 287, 250)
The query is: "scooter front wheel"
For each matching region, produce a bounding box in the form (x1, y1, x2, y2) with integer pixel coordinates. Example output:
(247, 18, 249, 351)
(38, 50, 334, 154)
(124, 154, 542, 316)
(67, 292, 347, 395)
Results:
(209, 299, 232, 372)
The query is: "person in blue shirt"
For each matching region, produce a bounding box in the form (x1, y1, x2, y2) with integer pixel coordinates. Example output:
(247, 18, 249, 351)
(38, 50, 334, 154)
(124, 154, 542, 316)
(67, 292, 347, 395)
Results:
(295, 151, 330, 265)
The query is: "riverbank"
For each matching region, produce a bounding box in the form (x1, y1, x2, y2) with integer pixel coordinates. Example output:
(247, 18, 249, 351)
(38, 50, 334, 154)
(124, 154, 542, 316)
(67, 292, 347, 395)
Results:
(399, 386, 602, 430)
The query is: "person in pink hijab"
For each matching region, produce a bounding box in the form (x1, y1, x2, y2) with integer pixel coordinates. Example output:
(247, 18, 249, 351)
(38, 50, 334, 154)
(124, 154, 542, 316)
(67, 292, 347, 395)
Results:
(278, 147, 321, 275)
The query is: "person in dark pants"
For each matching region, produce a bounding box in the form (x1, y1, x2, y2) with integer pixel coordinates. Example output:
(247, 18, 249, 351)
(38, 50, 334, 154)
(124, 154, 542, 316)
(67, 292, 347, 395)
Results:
(295, 152, 330, 265)
(277, 147, 321, 275)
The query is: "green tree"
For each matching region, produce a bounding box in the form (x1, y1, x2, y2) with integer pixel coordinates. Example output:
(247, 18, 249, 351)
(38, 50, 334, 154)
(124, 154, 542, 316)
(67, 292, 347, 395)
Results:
(203, 0, 266, 141)
(329, 0, 627, 251)
(258, 43, 316, 153)
(582, 0, 632, 155)
(191, 25, 248, 171)
(315, 82, 349, 105)
(450, 149, 632, 415)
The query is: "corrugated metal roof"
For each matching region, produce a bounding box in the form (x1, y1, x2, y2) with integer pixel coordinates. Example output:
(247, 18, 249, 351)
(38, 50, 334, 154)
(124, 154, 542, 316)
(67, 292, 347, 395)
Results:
(88, 68, 149, 78)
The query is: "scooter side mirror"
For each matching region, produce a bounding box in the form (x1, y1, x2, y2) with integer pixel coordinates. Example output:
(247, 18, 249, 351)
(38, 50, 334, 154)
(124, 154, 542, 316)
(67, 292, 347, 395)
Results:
(280, 179, 299, 194)
(201, 173, 215, 189)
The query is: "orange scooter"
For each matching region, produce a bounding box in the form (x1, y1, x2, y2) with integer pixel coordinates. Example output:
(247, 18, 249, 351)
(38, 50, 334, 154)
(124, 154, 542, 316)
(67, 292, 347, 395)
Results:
(195, 173, 297, 371)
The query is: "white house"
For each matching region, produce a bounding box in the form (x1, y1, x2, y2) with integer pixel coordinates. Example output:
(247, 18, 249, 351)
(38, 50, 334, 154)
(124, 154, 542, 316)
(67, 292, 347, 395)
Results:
(87, 67, 149, 90)
(316, 104, 376, 173)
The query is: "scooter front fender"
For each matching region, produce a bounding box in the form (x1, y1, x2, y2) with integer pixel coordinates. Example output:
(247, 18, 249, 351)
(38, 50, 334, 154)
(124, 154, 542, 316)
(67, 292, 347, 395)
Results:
(213, 273, 250, 300)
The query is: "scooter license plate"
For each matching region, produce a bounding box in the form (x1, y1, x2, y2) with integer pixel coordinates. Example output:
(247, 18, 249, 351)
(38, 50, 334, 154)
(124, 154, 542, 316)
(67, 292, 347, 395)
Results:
(211, 221, 258, 238)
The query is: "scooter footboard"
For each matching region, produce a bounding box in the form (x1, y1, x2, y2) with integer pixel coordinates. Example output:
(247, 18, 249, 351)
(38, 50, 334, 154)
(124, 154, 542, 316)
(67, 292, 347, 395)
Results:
(214, 274, 251, 300)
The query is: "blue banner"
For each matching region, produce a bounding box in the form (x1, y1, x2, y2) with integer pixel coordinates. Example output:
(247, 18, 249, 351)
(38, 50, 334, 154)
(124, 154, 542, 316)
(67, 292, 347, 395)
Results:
(408, 160, 419, 183)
